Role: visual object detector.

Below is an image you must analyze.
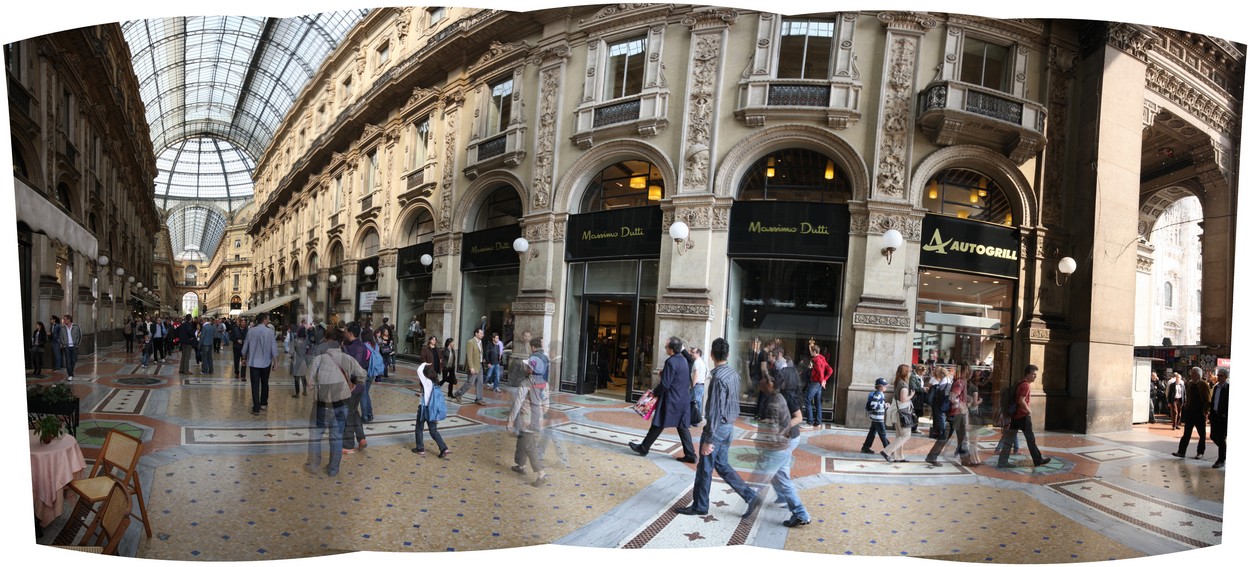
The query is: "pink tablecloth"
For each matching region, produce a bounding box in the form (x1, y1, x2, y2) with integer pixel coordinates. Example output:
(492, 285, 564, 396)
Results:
(29, 431, 86, 527)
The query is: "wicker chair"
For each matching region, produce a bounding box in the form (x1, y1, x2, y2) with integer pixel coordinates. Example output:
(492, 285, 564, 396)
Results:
(67, 429, 151, 538)
(75, 480, 131, 555)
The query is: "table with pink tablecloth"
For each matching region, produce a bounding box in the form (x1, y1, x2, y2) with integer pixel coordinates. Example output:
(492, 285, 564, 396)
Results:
(29, 431, 86, 527)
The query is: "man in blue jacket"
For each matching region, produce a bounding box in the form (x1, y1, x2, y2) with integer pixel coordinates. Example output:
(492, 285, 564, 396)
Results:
(628, 336, 697, 463)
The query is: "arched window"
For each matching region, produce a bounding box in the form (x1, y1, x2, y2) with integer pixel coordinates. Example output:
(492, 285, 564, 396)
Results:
(1163, 281, 1173, 308)
(57, 182, 74, 214)
(738, 148, 850, 203)
(580, 160, 665, 212)
(473, 185, 522, 230)
(401, 209, 435, 247)
(359, 229, 380, 257)
(185, 265, 198, 286)
(181, 291, 199, 316)
(922, 168, 1013, 225)
(12, 136, 28, 178)
(328, 242, 344, 267)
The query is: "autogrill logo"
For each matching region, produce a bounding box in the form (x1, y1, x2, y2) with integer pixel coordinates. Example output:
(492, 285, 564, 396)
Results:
(922, 228, 1017, 260)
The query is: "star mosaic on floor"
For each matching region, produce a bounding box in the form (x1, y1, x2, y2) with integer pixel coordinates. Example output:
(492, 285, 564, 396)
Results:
(91, 388, 151, 414)
(182, 416, 482, 446)
(619, 479, 760, 549)
(1049, 478, 1221, 548)
(821, 456, 973, 476)
(549, 421, 681, 453)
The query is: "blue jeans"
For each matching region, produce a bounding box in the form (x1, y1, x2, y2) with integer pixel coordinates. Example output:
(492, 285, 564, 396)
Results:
(862, 420, 889, 450)
(308, 403, 348, 476)
(414, 405, 447, 453)
(931, 404, 948, 438)
(51, 341, 62, 369)
(64, 346, 78, 377)
(361, 377, 374, 421)
(691, 383, 705, 421)
(691, 422, 757, 513)
(755, 436, 810, 522)
(485, 364, 502, 390)
(804, 382, 823, 426)
(200, 345, 214, 373)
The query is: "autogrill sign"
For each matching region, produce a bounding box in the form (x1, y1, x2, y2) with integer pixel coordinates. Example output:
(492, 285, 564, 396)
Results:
(919, 215, 1020, 278)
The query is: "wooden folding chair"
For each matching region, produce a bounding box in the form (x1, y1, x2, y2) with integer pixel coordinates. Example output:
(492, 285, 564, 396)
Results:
(67, 429, 151, 538)
(75, 480, 131, 555)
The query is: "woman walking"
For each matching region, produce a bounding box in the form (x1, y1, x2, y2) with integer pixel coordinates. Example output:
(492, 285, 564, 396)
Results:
(433, 337, 455, 397)
(291, 327, 310, 397)
(378, 328, 395, 379)
(412, 363, 450, 458)
(880, 364, 915, 463)
(122, 317, 134, 353)
(925, 365, 972, 467)
(30, 321, 48, 376)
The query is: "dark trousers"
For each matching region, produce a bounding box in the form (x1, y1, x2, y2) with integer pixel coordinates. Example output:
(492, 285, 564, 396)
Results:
(1210, 414, 1227, 464)
(862, 420, 889, 450)
(638, 423, 696, 458)
(124, 334, 134, 352)
(64, 346, 78, 377)
(233, 347, 246, 378)
(997, 415, 1044, 466)
(31, 349, 43, 375)
(344, 389, 366, 448)
(153, 337, 166, 360)
(1177, 417, 1207, 456)
(180, 345, 196, 373)
(414, 405, 447, 453)
(250, 365, 271, 412)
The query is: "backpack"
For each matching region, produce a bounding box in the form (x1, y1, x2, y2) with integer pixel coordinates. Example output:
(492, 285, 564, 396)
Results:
(366, 343, 385, 377)
(424, 386, 448, 421)
(929, 381, 951, 412)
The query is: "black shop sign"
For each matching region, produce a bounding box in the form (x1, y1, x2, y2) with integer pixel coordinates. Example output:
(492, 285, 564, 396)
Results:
(728, 201, 850, 260)
(460, 224, 522, 272)
(918, 215, 1020, 279)
(565, 206, 662, 261)
(397, 242, 435, 279)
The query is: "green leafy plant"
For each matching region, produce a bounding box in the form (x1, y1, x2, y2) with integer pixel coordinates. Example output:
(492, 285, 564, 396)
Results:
(28, 384, 76, 405)
(34, 415, 63, 444)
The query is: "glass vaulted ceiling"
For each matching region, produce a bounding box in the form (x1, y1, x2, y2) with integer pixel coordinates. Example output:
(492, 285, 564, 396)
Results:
(122, 11, 368, 261)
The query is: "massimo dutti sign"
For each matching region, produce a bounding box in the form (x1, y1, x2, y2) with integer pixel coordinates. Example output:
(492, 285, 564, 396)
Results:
(728, 201, 850, 260)
(919, 215, 1020, 278)
(460, 224, 522, 272)
(565, 206, 662, 261)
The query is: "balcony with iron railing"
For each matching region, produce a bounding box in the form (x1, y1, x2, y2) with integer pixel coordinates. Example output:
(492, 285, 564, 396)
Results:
(917, 80, 1047, 165)
(735, 77, 862, 129)
(463, 125, 527, 180)
(327, 211, 345, 237)
(399, 163, 437, 206)
(356, 190, 382, 223)
(572, 91, 669, 150)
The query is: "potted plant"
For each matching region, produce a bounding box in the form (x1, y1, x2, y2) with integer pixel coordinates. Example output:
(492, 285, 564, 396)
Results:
(27, 384, 80, 436)
(34, 415, 63, 444)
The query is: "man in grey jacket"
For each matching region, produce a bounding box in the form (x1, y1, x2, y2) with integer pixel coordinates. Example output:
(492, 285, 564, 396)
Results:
(241, 313, 279, 416)
(675, 337, 760, 518)
(199, 318, 218, 374)
(59, 315, 83, 380)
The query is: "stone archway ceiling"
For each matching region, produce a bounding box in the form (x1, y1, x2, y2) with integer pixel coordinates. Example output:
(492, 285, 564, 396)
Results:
(122, 11, 369, 260)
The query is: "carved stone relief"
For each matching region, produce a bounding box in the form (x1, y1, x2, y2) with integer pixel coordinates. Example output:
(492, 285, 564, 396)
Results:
(867, 213, 922, 239)
(531, 65, 560, 211)
(1145, 63, 1238, 138)
(682, 34, 721, 193)
(438, 101, 459, 230)
(873, 36, 919, 199)
(1042, 45, 1076, 227)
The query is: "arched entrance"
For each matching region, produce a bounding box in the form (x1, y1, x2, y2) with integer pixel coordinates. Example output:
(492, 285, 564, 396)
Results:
(181, 291, 200, 317)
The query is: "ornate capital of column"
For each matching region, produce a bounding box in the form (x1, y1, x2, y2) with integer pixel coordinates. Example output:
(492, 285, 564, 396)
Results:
(681, 8, 738, 31)
(876, 11, 937, 33)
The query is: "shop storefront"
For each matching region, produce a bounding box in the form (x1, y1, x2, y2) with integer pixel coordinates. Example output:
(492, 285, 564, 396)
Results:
(459, 223, 521, 368)
(724, 199, 850, 415)
(396, 241, 434, 358)
(561, 206, 662, 398)
(356, 255, 379, 322)
(913, 213, 1020, 414)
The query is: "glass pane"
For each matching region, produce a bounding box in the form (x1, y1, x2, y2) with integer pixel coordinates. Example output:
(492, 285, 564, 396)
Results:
(726, 259, 843, 412)
(776, 29, 807, 79)
(738, 147, 851, 202)
(640, 260, 659, 299)
(458, 269, 519, 372)
(585, 260, 638, 294)
(397, 275, 432, 355)
(984, 42, 1011, 91)
(960, 37, 988, 85)
(804, 33, 832, 79)
(561, 264, 586, 389)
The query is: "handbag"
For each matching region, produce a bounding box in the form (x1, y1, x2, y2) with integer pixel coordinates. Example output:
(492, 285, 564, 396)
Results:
(690, 398, 703, 424)
(633, 390, 658, 419)
(898, 409, 917, 429)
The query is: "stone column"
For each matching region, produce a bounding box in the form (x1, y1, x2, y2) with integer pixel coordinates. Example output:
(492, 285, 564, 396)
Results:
(1195, 148, 1235, 354)
(315, 268, 330, 323)
(424, 233, 460, 343)
(1133, 240, 1156, 345)
(1060, 23, 1154, 433)
(842, 12, 934, 428)
(340, 259, 359, 322)
(653, 8, 737, 384)
(373, 248, 399, 325)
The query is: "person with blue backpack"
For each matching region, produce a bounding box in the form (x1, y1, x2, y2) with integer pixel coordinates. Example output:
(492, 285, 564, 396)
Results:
(412, 363, 450, 458)
(360, 328, 386, 424)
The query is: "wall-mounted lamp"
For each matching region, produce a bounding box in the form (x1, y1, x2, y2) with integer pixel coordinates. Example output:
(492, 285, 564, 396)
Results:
(363, 265, 378, 281)
(287, 287, 295, 295)
(97, 254, 109, 267)
(881, 229, 903, 265)
(305, 279, 314, 289)
(513, 237, 538, 259)
(329, 274, 338, 284)
(669, 221, 694, 256)
(128, 275, 135, 283)
(420, 253, 441, 273)
(1055, 256, 1077, 286)
(115, 267, 125, 277)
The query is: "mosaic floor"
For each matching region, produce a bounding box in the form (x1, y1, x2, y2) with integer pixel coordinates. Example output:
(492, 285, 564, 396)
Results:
(18, 344, 1232, 563)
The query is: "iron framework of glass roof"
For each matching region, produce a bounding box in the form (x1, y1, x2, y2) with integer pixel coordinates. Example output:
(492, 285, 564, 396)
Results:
(122, 11, 368, 261)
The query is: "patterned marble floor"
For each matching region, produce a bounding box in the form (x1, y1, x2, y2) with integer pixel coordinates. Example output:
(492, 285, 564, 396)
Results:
(18, 343, 1231, 563)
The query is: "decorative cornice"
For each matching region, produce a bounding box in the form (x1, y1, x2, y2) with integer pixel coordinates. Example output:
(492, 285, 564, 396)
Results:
(680, 8, 738, 30)
(512, 301, 556, 315)
(876, 11, 937, 33)
(852, 312, 911, 331)
(579, 3, 674, 35)
(657, 303, 712, 320)
(1145, 63, 1239, 138)
(468, 40, 530, 73)
(1082, 22, 1156, 63)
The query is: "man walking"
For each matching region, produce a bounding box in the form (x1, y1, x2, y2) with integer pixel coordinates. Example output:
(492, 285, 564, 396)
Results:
(152, 317, 167, 362)
(454, 328, 486, 405)
(49, 316, 63, 371)
(1173, 366, 1211, 459)
(241, 313, 279, 416)
(199, 318, 217, 374)
(306, 326, 362, 477)
(177, 315, 197, 374)
(230, 319, 248, 380)
(60, 315, 82, 380)
(629, 336, 697, 462)
(484, 332, 502, 393)
(674, 337, 761, 518)
(1210, 368, 1229, 469)
(996, 364, 1051, 468)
